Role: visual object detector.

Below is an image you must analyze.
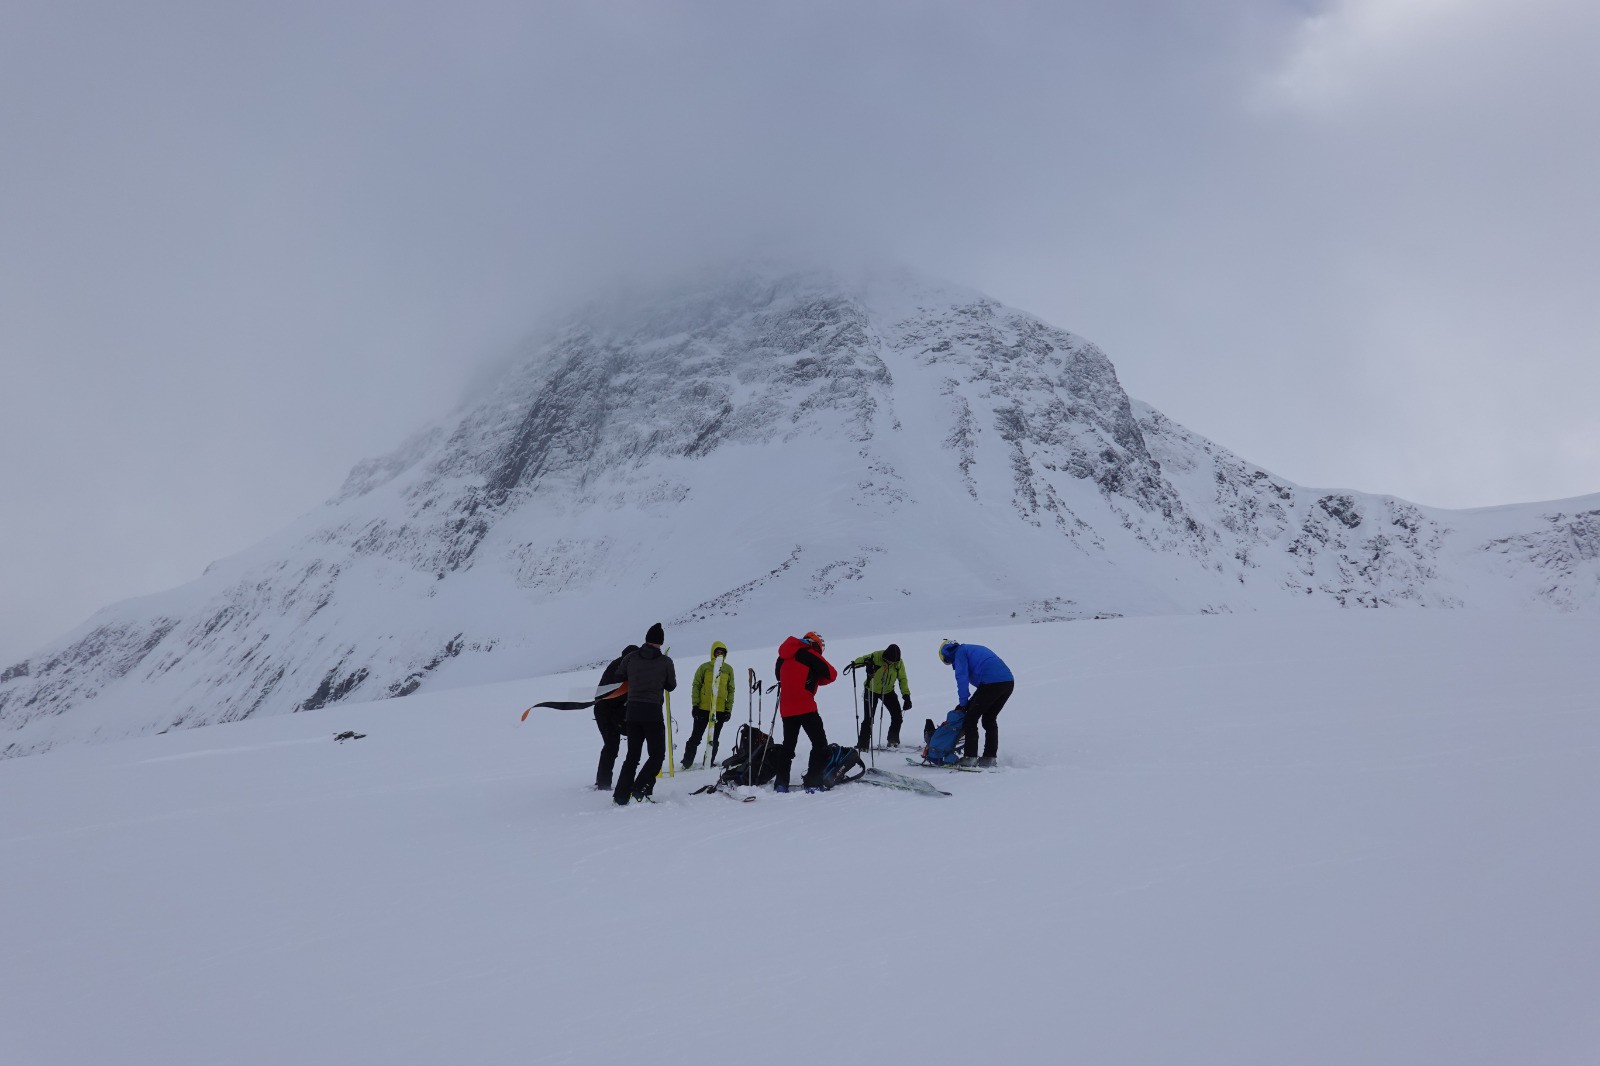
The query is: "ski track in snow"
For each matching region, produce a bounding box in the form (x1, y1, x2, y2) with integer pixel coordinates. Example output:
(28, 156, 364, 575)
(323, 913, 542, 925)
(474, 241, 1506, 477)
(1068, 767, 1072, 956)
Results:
(2, 612, 1599, 1065)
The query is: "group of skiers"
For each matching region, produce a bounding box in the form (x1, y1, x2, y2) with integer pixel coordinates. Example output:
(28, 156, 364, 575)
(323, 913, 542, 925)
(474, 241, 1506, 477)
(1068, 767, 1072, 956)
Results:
(593, 624, 1015, 805)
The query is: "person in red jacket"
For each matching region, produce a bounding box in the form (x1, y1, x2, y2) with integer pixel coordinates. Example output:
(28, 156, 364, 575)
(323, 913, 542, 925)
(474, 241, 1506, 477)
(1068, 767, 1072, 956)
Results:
(773, 631, 837, 792)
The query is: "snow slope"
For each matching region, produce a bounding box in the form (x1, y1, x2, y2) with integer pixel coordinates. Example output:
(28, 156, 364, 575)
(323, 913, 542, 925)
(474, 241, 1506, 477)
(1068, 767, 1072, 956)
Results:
(6, 262, 1600, 756)
(3, 612, 1597, 1065)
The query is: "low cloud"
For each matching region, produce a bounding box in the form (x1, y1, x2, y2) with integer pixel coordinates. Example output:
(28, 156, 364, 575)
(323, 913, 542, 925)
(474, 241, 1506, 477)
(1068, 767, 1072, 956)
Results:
(1, 1, 1596, 660)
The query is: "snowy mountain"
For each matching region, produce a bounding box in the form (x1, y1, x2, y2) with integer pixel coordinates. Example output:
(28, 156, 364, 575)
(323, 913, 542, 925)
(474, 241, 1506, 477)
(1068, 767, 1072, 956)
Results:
(4, 263, 1598, 755)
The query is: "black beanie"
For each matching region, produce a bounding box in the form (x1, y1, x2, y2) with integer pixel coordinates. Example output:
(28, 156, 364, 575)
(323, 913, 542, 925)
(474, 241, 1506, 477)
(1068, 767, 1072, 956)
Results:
(884, 643, 902, 663)
(645, 622, 665, 645)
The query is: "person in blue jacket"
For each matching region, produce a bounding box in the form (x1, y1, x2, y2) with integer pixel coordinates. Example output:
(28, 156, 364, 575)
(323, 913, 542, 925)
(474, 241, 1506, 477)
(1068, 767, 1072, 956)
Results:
(937, 639, 1014, 767)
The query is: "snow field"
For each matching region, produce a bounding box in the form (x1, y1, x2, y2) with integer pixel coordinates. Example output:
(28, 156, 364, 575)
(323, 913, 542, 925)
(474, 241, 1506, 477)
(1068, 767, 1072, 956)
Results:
(2, 610, 1597, 1065)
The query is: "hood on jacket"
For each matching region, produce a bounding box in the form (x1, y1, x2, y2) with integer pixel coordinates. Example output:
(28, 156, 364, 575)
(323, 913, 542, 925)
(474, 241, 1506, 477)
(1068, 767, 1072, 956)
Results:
(709, 641, 727, 660)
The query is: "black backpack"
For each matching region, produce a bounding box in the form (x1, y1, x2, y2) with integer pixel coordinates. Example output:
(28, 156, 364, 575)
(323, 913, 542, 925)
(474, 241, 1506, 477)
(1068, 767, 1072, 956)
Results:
(817, 743, 866, 788)
(717, 724, 789, 787)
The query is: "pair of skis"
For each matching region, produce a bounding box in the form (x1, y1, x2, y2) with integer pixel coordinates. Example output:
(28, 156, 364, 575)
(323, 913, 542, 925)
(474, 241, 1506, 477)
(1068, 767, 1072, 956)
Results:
(691, 765, 951, 799)
(519, 680, 626, 718)
(690, 782, 758, 802)
(908, 757, 987, 773)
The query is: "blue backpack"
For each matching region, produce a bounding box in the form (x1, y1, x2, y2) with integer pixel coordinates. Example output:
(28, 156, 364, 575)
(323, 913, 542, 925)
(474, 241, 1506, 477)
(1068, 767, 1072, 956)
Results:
(921, 709, 966, 765)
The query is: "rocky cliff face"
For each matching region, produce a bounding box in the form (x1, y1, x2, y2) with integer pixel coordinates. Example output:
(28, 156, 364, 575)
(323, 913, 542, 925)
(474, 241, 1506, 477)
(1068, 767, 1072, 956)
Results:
(4, 263, 1596, 755)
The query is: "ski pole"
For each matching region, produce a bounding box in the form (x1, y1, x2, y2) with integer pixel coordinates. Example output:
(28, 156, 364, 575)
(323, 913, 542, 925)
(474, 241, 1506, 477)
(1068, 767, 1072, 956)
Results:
(850, 663, 864, 766)
(876, 683, 886, 753)
(866, 673, 877, 768)
(750, 671, 761, 788)
(767, 681, 781, 787)
(661, 644, 676, 779)
(870, 684, 879, 768)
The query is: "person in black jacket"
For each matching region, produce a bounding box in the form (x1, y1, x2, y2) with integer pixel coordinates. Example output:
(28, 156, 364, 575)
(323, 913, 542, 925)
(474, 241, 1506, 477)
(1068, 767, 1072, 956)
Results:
(592, 644, 638, 790)
(613, 623, 677, 805)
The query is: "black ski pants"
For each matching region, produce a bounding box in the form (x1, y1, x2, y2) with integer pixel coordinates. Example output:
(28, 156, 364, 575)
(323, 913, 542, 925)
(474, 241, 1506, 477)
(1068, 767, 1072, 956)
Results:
(593, 698, 626, 788)
(858, 690, 904, 749)
(961, 680, 1013, 760)
(613, 704, 666, 804)
(777, 711, 828, 788)
(681, 709, 731, 767)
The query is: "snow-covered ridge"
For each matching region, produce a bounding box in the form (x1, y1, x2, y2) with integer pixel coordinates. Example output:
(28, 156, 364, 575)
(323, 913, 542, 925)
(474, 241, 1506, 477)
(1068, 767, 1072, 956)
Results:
(4, 264, 1597, 755)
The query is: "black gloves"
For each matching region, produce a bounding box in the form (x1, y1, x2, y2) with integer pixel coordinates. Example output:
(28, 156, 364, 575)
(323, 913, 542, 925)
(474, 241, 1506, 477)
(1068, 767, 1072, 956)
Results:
(903, 696, 912, 710)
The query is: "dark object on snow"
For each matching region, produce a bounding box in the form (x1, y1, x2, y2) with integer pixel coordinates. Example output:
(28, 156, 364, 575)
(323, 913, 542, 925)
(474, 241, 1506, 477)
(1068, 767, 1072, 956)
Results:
(691, 783, 757, 802)
(333, 730, 366, 743)
(716, 724, 789, 788)
(815, 743, 866, 789)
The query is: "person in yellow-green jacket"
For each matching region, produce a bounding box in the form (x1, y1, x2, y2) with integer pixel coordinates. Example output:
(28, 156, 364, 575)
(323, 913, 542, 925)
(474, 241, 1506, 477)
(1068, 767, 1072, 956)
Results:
(680, 641, 736, 768)
(847, 643, 911, 750)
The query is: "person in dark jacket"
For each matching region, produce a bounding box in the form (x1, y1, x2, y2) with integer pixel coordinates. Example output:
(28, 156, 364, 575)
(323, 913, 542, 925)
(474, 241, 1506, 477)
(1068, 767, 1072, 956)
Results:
(937, 639, 1013, 768)
(613, 623, 677, 805)
(773, 631, 837, 791)
(847, 643, 911, 749)
(592, 643, 638, 790)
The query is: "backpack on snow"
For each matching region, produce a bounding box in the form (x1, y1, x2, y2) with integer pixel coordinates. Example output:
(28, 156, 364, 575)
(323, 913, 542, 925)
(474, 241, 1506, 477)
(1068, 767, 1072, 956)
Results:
(921, 709, 966, 765)
(816, 743, 866, 789)
(717, 724, 789, 787)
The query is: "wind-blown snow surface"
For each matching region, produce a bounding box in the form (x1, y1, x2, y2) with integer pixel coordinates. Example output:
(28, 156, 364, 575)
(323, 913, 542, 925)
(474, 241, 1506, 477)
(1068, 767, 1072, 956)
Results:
(4, 612, 1597, 1066)
(6, 262, 1600, 757)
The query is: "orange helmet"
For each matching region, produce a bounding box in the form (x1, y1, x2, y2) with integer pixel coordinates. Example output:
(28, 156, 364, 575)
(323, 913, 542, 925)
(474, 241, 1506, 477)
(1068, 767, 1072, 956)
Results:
(802, 631, 825, 652)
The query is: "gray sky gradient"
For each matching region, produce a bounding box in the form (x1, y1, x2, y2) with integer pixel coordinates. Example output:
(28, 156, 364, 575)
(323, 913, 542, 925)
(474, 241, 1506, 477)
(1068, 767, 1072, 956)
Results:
(3, 0, 1597, 663)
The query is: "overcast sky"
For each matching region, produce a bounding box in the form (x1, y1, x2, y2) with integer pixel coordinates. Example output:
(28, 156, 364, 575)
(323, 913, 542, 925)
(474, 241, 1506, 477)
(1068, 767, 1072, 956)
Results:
(3, 0, 1597, 663)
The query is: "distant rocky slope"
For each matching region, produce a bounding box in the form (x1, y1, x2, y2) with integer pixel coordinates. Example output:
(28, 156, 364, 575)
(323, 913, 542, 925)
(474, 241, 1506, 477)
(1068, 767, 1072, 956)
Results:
(5, 263, 1596, 755)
